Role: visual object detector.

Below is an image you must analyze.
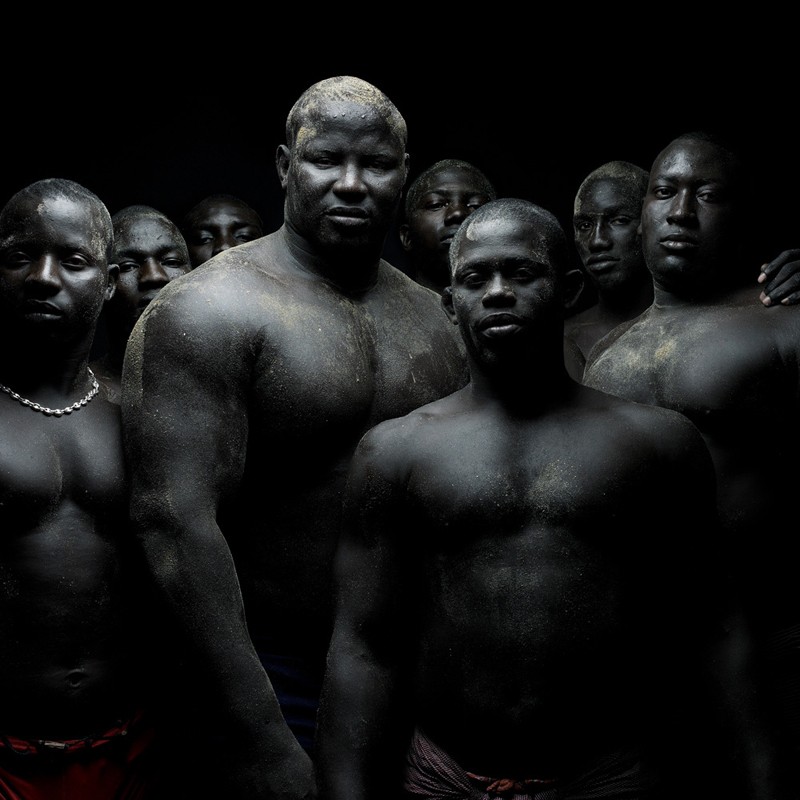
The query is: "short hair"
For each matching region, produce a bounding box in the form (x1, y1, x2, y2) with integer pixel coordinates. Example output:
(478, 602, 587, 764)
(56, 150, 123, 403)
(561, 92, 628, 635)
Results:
(180, 194, 264, 233)
(285, 75, 407, 151)
(404, 159, 497, 219)
(574, 160, 649, 216)
(112, 205, 190, 260)
(0, 177, 113, 260)
(450, 197, 570, 277)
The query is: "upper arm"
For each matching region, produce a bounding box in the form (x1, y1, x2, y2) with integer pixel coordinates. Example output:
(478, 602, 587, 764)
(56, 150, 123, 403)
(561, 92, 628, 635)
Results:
(333, 425, 414, 658)
(121, 284, 251, 532)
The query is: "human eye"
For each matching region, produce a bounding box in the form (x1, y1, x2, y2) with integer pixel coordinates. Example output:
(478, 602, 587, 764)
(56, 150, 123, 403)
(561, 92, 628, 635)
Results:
(611, 215, 633, 226)
(235, 227, 260, 243)
(117, 260, 140, 274)
(62, 252, 92, 271)
(651, 185, 675, 199)
(423, 199, 446, 211)
(1, 248, 33, 267)
(459, 270, 487, 288)
(573, 219, 591, 233)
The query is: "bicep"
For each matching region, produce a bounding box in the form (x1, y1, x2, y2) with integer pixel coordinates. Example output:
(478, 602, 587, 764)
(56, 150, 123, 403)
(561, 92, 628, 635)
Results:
(121, 300, 250, 528)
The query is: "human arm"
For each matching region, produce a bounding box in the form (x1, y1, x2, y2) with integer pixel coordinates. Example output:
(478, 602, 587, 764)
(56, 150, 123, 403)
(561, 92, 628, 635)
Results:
(121, 287, 315, 799)
(316, 426, 415, 800)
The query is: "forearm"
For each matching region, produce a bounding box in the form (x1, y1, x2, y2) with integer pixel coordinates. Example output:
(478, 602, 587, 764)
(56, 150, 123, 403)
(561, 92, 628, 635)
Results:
(317, 644, 409, 800)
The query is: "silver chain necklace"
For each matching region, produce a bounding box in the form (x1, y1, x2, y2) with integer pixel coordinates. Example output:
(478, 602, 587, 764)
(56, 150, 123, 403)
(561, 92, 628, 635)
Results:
(0, 369, 100, 416)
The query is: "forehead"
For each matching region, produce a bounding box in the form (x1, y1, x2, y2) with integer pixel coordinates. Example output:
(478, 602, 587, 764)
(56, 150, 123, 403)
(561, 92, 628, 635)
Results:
(421, 167, 487, 195)
(114, 216, 179, 251)
(3, 193, 109, 254)
(652, 139, 734, 183)
(294, 99, 404, 151)
(457, 217, 554, 264)
(575, 177, 642, 216)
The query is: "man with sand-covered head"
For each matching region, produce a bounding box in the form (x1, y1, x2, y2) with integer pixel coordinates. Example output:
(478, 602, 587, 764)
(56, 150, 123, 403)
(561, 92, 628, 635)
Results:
(121, 76, 467, 798)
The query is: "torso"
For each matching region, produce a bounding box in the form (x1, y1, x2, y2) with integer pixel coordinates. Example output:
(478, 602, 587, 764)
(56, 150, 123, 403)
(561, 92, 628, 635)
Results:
(374, 389, 710, 775)
(192, 236, 468, 651)
(0, 395, 137, 738)
(583, 294, 800, 625)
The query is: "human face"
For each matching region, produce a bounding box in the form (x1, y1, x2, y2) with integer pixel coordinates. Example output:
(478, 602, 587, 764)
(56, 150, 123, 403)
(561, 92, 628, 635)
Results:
(185, 199, 264, 267)
(111, 215, 191, 333)
(641, 137, 739, 295)
(0, 193, 114, 346)
(278, 99, 408, 257)
(444, 217, 562, 368)
(400, 166, 494, 285)
(573, 178, 644, 293)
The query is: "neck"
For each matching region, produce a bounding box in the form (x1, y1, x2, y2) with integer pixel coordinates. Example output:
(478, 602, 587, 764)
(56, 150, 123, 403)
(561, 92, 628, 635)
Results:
(597, 274, 653, 318)
(467, 346, 574, 413)
(281, 222, 383, 294)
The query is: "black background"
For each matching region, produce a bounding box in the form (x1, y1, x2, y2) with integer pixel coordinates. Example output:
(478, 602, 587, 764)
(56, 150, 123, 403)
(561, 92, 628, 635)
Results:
(4, 29, 798, 275)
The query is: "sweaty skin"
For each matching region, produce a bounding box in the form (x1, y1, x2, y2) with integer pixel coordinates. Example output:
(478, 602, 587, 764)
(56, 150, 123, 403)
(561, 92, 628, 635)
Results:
(122, 76, 467, 800)
(583, 134, 800, 794)
(317, 199, 777, 799)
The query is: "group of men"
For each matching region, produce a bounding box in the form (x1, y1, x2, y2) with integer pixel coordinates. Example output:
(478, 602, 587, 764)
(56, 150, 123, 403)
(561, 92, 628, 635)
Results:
(2, 74, 799, 800)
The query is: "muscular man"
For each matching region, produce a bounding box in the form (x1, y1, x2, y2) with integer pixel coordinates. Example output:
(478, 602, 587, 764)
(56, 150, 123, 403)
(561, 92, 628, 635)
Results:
(121, 76, 467, 798)
(566, 159, 800, 372)
(0, 179, 166, 798)
(180, 193, 265, 267)
(583, 131, 800, 790)
(91, 205, 191, 403)
(398, 159, 496, 294)
(317, 198, 787, 799)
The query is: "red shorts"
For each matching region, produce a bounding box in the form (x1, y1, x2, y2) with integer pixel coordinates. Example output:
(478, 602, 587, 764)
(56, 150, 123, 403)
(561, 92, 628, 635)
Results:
(0, 712, 163, 800)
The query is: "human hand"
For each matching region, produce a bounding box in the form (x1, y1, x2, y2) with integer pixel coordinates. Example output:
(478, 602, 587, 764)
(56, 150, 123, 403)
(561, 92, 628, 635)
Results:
(758, 249, 800, 306)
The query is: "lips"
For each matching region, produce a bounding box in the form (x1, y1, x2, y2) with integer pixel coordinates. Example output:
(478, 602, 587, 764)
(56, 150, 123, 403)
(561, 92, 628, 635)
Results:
(22, 299, 61, 317)
(326, 206, 369, 220)
(478, 313, 522, 336)
(585, 255, 619, 273)
(659, 234, 699, 251)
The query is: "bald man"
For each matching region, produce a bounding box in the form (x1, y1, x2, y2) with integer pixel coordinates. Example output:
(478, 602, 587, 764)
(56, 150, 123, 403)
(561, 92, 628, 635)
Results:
(122, 76, 467, 798)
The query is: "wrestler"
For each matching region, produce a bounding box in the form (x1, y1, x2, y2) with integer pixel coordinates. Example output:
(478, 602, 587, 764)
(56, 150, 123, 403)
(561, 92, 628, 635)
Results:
(91, 204, 191, 403)
(180, 192, 264, 267)
(583, 131, 800, 793)
(0, 179, 167, 798)
(317, 198, 788, 799)
(121, 76, 467, 797)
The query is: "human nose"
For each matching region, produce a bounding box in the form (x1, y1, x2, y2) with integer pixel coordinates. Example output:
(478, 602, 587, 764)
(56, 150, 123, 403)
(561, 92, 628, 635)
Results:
(444, 200, 469, 225)
(212, 233, 237, 257)
(482, 272, 514, 305)
(666, 189, 696, 225)
(26, 254, 61, 293)
(333, 162, 367, 195)
(138, 257, 170, 287)
(588, 220, 611, 250)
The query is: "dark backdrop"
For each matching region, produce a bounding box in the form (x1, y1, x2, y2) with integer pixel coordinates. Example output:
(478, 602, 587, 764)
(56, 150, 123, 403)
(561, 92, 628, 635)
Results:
(4, 47, 797, 275)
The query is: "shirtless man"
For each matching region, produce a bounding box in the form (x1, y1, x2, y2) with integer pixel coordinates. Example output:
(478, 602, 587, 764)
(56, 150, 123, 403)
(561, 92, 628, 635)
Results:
(398, 159, 496, 294)
(0, 179, 166, 798)
(180, 192, 265, 267)
(566, 159, 800, 372)
(121, 76, 467, 798)
(91, 204, 191, 403)
(317, 197, 787, 799)
(583, 131, 800, 789)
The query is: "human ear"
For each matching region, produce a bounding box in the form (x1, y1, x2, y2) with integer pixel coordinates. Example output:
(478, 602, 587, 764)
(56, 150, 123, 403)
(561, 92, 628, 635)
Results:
(276, 145, 291, 189)
(441, 286, 458, 325)
(398, 223, 412, 252)
(105, 264, 119, 302)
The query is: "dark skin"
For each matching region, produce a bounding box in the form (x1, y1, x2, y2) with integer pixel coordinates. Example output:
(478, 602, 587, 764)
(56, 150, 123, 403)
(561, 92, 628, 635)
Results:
(398, 161, 495, 294)
(583, 135, 800, 792)
(91, 205, 191, 403)
(121, 77, 467, 800)
(0, 180, 143, 740)
(317, 200, 775, 799)
(181, 194, 265, 268)
(567, 161, 800, 373)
